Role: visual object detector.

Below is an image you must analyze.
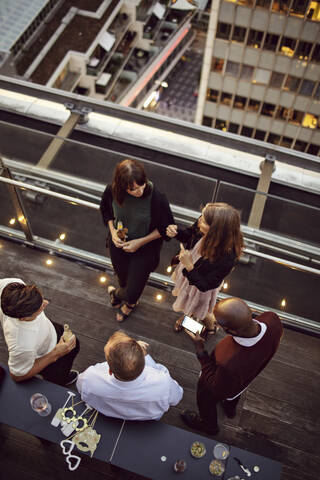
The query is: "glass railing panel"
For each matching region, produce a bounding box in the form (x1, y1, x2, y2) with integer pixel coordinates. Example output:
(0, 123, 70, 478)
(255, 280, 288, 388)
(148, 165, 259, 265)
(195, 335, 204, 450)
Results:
(215, 181, 320, 245)
(0, 181, 26, 237)
(51, 141, 217, 211)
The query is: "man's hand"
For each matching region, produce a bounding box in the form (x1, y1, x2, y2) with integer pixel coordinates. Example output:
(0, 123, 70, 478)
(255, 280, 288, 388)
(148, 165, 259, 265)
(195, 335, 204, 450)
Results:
(166, 224, 178, 238)
(137, 340, 149, 355)
(179, 243, 194, 271)
(185, 331, 205, 354)
(54, 334, 76, 359)
(122, 239, 143, 253)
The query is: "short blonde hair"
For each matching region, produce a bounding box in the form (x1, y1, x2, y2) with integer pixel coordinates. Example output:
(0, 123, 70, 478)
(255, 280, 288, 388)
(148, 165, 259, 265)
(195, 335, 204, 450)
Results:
(104, 332, 145, 381)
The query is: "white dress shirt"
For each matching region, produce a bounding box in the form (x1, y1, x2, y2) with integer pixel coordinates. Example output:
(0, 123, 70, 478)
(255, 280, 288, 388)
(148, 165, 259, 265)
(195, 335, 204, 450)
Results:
(77, 354, 183, 421)
(0, 278, 57, 376)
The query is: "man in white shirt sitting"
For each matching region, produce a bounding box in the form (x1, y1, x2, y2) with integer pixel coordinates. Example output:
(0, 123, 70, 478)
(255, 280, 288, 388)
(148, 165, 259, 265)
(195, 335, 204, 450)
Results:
(77, 331, 183, 421)
(0, 278, 80, 385)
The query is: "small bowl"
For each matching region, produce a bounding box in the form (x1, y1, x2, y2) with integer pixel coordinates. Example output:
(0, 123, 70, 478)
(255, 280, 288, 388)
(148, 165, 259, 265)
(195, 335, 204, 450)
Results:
(209, 459, 225, 476)
(190, 441, 206, 458)
(213, 443, 229, 460)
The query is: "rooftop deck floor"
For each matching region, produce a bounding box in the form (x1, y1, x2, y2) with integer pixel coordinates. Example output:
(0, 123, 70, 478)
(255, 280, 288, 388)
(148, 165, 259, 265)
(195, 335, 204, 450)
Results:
(0, 238, 319, 480)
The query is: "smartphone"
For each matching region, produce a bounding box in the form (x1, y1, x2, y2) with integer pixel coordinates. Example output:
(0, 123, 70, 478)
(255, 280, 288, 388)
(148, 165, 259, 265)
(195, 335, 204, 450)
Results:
(181, 316, 205, 335)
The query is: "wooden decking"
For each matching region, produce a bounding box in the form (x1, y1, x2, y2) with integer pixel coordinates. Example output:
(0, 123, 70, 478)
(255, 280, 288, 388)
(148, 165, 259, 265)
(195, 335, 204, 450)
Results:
(0, 238, 319, 480)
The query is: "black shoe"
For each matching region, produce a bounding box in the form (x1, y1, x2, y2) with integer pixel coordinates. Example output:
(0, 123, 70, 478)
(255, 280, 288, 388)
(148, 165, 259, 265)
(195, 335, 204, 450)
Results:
(180, 409, 219, 435)
(64, 370, 79, 386)
(221, 401, 237, 419)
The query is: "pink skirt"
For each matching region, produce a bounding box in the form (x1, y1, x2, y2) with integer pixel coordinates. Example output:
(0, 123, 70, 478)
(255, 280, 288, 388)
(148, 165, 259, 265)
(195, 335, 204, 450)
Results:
(171, 265, 220, 321)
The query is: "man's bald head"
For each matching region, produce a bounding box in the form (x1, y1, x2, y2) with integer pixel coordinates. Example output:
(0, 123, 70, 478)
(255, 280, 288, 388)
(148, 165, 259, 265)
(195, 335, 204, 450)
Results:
(214, 298, 253, 336)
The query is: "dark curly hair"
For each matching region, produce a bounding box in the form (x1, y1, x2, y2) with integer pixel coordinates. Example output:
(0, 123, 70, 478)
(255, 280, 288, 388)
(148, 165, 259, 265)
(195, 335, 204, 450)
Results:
(1, 282, 43, 318)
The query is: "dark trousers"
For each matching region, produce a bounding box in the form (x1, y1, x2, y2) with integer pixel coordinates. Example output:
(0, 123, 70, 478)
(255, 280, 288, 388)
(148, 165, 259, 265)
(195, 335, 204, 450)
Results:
(40, 322, 80, 386)
(197, 382, 241, 429)
(109, 239, 160, 305)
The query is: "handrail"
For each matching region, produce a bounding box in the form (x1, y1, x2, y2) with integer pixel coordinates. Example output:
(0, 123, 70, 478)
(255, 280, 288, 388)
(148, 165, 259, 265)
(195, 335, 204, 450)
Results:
(0, 75, 319, 169)
(0, 175, 319, 277)
(5, 157, 320, 262)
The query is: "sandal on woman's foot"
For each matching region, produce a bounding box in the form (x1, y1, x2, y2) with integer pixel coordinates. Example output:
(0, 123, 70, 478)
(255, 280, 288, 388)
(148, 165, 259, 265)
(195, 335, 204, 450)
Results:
(173, 315, 184, 333)
(107, 285, 121, 308)
(116, 302, 138, 322)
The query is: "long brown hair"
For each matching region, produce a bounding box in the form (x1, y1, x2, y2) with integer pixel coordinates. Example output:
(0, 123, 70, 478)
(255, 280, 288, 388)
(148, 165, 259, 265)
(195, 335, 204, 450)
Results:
(200, 203, 243, 262)
(112, 159, 150, 205)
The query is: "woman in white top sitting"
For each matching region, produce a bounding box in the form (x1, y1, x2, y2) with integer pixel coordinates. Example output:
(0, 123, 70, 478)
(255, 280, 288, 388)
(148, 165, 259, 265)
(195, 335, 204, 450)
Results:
(0, 278, 80, 385)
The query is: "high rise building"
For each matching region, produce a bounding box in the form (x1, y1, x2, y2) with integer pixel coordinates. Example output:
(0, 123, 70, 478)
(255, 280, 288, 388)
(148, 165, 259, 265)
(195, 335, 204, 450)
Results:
(195, 0, 320, 156)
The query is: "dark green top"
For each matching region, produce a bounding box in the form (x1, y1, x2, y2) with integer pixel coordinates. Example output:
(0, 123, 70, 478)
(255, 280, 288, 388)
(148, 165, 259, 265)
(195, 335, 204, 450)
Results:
(112, 182, 153, 240)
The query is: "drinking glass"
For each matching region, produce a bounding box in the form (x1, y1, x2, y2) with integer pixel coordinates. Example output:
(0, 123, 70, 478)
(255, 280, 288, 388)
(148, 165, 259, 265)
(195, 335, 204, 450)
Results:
(213, 443, 230, 460)
(30, 393, 52, 416)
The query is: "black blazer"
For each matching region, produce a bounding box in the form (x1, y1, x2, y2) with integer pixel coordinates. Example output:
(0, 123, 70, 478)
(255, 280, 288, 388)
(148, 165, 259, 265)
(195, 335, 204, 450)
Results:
(176, 221, 237, 292)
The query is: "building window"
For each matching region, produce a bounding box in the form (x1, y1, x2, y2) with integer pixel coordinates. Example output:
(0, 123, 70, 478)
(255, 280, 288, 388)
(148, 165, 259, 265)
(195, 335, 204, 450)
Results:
(216, 22, 231, 40)
(256, 0, 271, 7)
(263, 33, 279, 52)
(226, 61, 240, 77)
(270, 72, 285, 88)
(261, 102, 276, 117)
(289, 110, 304, 125)
(276, 106, 293, 121)
(280, 136, 293, 148)
(302, 113, 318, 129)
(221, 92, 233, 105)
(215, 119, 227, 131)
(240, 64, 254, 80)
(207, 89, 219, 102)
(248, 99, 261, 111)
(311, 44, 320, 62)
(241, 126, 254, 137)
(279, 37, 296, 56)
(272, 0, 289, 13)
(202, 116, 212, 126)
(284, 75, 301, 92)
(238, 0, 254, 6)
(233, 95, 247, 109)
(295, 41, 313, 59)
(232, 26, 247, 43)
(299, 80, 315, 96)
(212, 57, 224, 72)
(307, 2, 320, 21)
(290, 0, 309, 16)
(307, 144, 320, 155)
(247, 29, 264, 48)
(255, 129, 266, 140)
(267, 133, 281, 145)
(293, 140, 308, 151)
(229, 123, 239, 134)
(252, 68, 271, 84)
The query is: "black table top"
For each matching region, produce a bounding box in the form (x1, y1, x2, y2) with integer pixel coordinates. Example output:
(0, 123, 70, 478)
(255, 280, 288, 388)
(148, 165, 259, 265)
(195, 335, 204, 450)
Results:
(225, 446, 282, 480)
(0, 366, 124, 462)
(111, 420, 228, 480)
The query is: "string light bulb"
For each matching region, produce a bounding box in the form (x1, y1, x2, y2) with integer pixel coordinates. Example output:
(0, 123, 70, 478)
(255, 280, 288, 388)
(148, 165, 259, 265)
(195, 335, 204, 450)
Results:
(156, 293, 163, 301)
(9, 218, 15, 225)
(46, 259, 53, 266)
(18, 215, 25, 222)
(100, 276, 107, 283)
(281, 299, 286, 307)
(166, 266, 172, 273)
(59, 233, 66, 241)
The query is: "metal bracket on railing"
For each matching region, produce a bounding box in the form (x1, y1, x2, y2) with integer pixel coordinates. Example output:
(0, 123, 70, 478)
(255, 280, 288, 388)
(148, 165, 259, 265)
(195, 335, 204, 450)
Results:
(64, 102, 92, 124)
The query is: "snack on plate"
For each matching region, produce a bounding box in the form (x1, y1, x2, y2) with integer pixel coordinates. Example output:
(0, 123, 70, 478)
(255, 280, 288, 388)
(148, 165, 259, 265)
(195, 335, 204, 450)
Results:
(209, 459, 225, 476)
(190, 441, 206, 458)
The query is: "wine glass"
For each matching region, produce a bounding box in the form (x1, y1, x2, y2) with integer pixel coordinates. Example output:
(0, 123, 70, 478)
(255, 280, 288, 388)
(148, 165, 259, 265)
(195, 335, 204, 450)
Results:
(30, 393, 52, 417)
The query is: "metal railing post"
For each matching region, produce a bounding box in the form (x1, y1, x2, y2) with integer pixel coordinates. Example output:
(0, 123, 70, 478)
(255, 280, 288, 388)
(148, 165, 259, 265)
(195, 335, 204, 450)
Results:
(248, 154, 276, 229)
(0, 157, 34, 242)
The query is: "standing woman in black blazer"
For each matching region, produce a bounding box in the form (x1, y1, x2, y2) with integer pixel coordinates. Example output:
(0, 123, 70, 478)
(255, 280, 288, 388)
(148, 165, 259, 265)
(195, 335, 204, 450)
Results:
(166, 203, 243, 334)
(100, 159, 174, 322)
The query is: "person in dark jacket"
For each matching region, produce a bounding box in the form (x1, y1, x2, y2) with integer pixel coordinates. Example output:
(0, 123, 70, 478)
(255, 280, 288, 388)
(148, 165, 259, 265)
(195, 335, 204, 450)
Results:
(181, 297, 283, 435)
(100, 159, 174, 322)
(166, 203, 243, 334)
